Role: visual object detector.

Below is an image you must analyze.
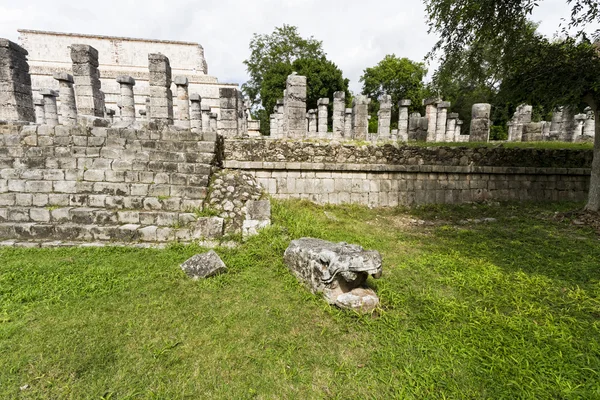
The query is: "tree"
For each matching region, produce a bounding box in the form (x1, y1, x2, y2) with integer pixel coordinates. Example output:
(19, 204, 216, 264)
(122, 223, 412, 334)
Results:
(428, 22, 541, 132)
(360, 55, 427, 131)
(258, 57, 350, 134)
(242, 25, 349, 135)
(242, 25, 324, 110)
(424, 0, 600, 211)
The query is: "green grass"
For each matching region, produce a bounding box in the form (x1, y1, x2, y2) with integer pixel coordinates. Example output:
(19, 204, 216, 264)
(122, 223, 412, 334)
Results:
(1, 200, 599, 399)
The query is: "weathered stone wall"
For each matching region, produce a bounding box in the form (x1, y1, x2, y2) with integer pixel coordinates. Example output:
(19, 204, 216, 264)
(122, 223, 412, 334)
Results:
(0, 123, 221, 245)
(225, 139, 592, 168)
(224, 139, 592, 207)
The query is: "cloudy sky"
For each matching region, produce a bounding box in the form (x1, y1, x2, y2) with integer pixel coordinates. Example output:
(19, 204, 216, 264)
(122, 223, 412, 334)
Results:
(0, 0, 594, 93)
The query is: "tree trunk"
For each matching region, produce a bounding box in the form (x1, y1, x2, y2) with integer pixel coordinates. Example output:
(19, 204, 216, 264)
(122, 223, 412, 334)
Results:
(585, 106, 600, 211)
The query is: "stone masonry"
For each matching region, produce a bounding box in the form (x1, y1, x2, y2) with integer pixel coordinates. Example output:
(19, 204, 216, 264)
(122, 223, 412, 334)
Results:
(351, 95, 370, 140)
(148, 53, 173, 124)
(318, 98, 329, 137)
(333, 91, 345, 139)
(398, 99, 411, 141)
(0, 39, 35, 123)
(469, 103, 491, 142)
(70, 44, 104, 118)
(377, 95, 392, 138)
(40, 89, 58, 126)
(116, 75, 135, 123)
(283, 73, 307, 138)
(53, 72, 77, 125)
(190, 93, 202, 133)
(174, 76, 190, 128)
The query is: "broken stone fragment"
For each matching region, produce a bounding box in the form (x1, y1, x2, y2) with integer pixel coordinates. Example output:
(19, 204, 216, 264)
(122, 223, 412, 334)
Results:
(180, 250, 227, 279)
(283, 238, 383, 313)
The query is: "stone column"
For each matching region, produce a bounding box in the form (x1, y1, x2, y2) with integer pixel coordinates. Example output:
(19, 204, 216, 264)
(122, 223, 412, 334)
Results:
(116, 75, 135, 123)
(446, 113, 458, 142)
(351, 95, 370, 140)
(0, 39, 35, 122)
(283, 73, 307, 138)
(398, 99, 411, 141)
(560, 107, 576, 142)
(308, 110, 317, 135)
(377, 94, 392, 138)
(522, 122, 543, 142)
(511, 104, 532, 142)
(190, 93, 202, 133)
(34, 99, 45, 124)
(455, 120, 464, 141)
(40, 89, 59, 127)
(52, 72, 77, 125)
(318, 98, 329, 137)
(436, 101, 450, 142)
(106, 108, 116, 123)
(423, 98, 438, 142)
(148, 53, 173, 124)
(276, 99, 284, 137)
(201, 105, 211, 130)
(333, 91, 345, 139)
(584, 106, 595, 138)
(408, 112, 421, 141)
(549, 107, 563, 140)
(237, 91, 247, 137)
(269, 113, 277, 137)
(469, 103, 491, 142)
(391, 129, 398, 141)
(573, 113, 587, 141)
(209, 113, 218, 133)
(219, 88, 239, 138)
(174, 76, 190, 128)
(344, 108, 352, 138)
(70, 44, 104, 117)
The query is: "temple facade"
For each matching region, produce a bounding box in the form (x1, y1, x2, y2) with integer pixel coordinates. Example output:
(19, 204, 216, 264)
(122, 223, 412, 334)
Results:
(18, 29, 238, 117)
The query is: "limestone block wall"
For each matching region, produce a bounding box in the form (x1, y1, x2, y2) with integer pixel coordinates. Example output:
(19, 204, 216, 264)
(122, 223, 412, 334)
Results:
(0, 122, 224, 246)
(0, 124, 217, 212)
(224, 139, 592, 206)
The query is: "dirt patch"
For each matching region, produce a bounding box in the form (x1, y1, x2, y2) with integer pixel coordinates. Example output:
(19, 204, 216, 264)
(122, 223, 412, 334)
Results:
(553, 210, 600, 235)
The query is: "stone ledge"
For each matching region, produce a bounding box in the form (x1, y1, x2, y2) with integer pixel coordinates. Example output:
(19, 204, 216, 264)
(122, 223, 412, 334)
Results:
(223, 160, 592, 176)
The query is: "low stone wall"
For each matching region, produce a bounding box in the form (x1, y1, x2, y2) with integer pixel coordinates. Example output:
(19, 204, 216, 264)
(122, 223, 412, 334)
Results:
(225, 139, 593, 168)
(224, 140, 592, 206)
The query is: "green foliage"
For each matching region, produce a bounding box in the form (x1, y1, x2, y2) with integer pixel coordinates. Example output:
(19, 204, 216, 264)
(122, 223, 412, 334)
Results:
(259, 57, 350, 134)
(242, 25, 349, 135)
(489, 125, 508, 141)
(498, 37, 600, 110)
(242, 25, 324, 109)
(1, 200, 599, 397)
(360, 55, 427, 126)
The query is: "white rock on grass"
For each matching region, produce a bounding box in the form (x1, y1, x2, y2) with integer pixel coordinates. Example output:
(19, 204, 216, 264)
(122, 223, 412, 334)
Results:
(180, 250, 227, 279)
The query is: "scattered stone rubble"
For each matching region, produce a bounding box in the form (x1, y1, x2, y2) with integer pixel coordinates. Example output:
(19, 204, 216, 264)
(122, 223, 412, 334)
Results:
(283, 238, 383, 312)
(181, 250, 228, 279)
(206, 169, 270, 236)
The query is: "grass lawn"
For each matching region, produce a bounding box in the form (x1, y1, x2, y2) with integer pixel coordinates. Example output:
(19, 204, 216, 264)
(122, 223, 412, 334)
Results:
(1, 200, 599, 399)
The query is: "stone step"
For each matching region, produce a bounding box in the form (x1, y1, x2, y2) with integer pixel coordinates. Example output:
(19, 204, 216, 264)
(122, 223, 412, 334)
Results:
(0, 193, 205, 212)
(0, 207, 204, 226)
(0, 217, 224, 243)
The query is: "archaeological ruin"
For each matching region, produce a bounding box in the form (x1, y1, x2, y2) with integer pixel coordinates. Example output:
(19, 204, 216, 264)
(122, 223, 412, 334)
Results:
(0, 32, 594, 247)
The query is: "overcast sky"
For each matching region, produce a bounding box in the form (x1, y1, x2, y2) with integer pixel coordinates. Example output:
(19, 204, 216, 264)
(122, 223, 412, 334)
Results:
(0, 0, 594, 93)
